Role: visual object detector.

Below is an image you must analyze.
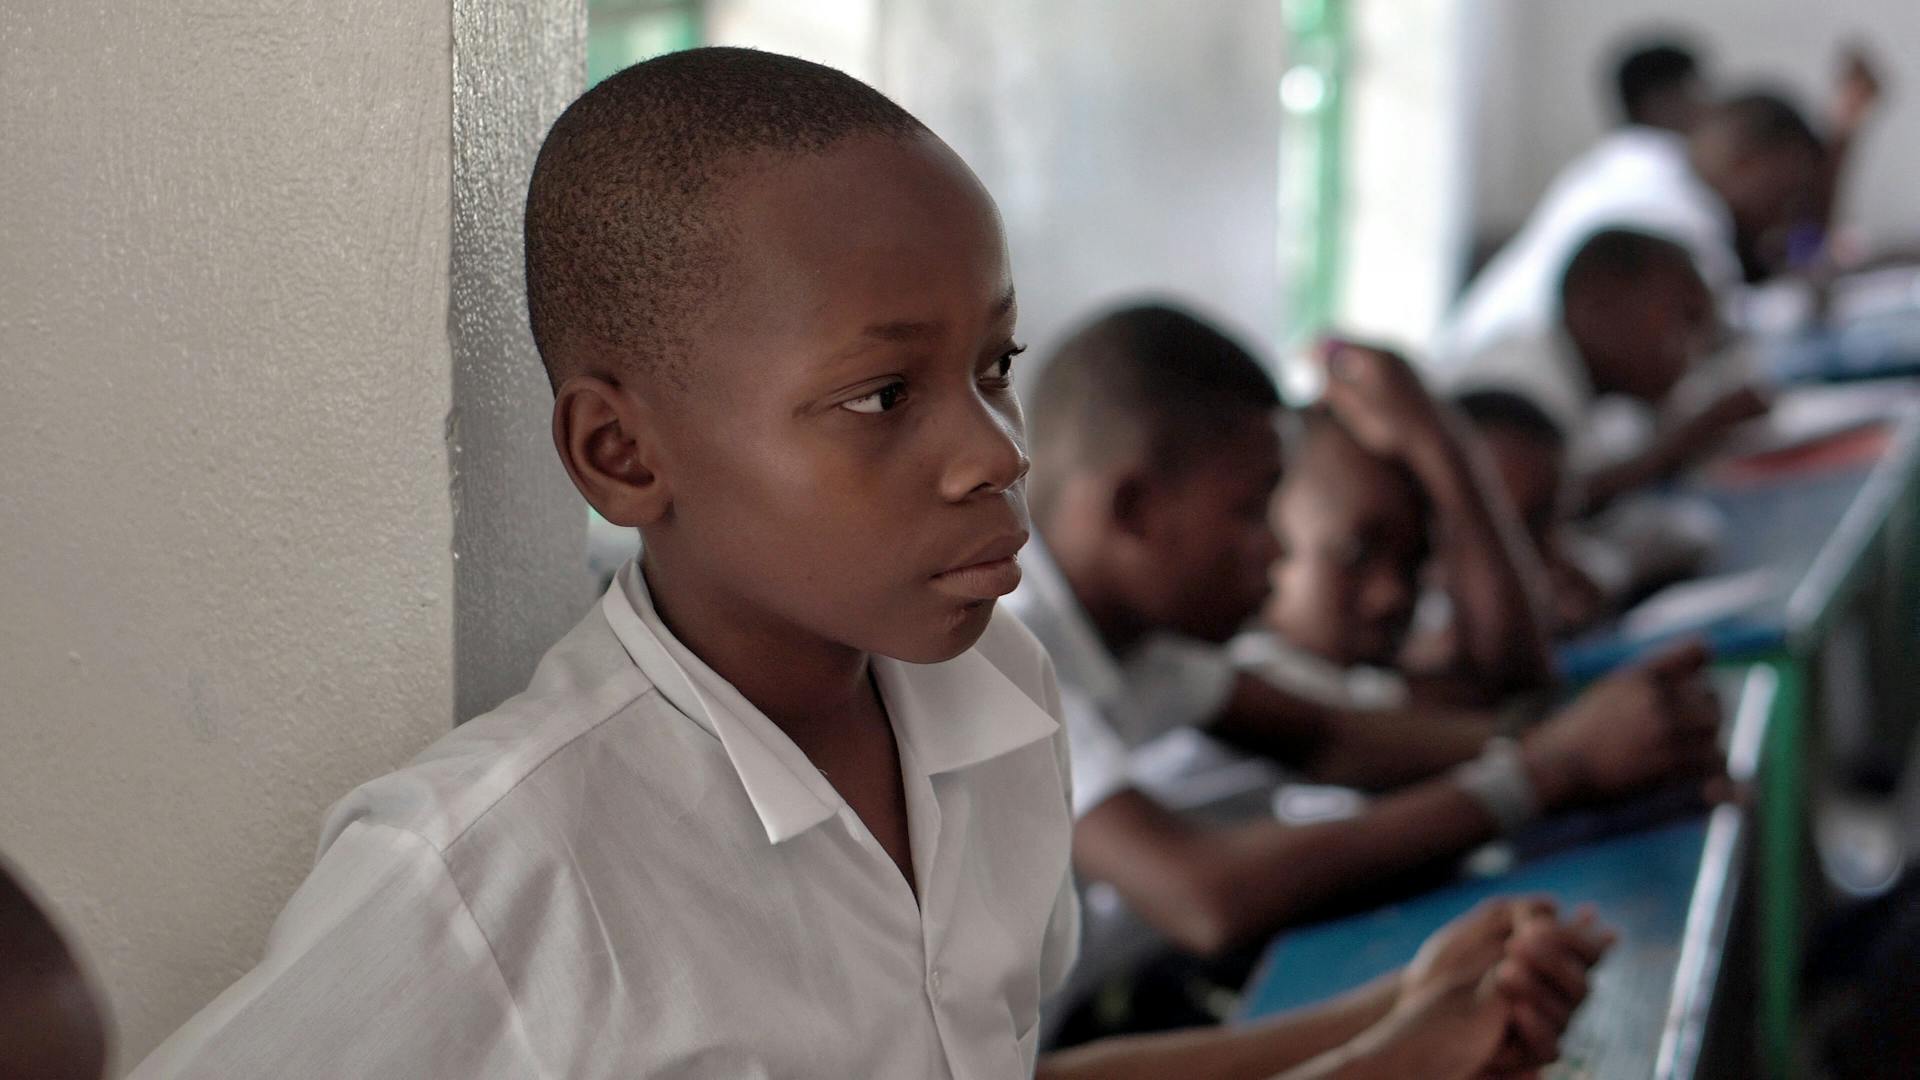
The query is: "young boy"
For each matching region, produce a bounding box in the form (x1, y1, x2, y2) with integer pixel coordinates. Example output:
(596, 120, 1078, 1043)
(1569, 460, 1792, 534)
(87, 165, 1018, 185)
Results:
(1441, 227, 1768, 511)
(132, 49, 1607, 1079)
(1016, 306, 1723, 977)
(1443, 92, 1825, 363)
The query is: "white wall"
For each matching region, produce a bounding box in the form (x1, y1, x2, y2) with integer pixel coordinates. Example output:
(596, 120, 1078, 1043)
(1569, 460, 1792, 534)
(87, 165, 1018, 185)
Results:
(1335, 0, 1479, 354)
(876, 0, 1285, 365)
(1470, 0, 1920, 243)
(0, 0, 583, 1069)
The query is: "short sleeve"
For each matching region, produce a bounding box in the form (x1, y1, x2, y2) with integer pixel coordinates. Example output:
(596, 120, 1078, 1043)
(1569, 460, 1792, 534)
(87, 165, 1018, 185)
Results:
(129, 821, 541, 1080)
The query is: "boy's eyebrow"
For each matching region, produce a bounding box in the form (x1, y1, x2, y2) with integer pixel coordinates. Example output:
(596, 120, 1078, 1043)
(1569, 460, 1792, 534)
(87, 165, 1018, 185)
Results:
(855, 287, 1019, 344)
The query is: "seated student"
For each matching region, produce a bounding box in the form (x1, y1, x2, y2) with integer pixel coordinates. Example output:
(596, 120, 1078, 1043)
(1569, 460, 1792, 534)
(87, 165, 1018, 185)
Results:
(1443, 228, 1767, 511)
(130, 49, 1606, 1080)
(1441, 90, 1825, 364)
(1246, 345, 1557, 710)
(1015, 306, 1726, 976)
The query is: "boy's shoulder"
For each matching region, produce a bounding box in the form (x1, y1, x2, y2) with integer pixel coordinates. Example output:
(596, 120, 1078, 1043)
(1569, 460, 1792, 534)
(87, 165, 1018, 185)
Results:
(315, 596, 1060, 866)
(315, 601, 671, 860)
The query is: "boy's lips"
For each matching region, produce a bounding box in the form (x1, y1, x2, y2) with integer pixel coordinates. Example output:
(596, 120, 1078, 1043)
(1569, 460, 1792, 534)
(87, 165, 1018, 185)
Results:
(931, 532, 1028, 601)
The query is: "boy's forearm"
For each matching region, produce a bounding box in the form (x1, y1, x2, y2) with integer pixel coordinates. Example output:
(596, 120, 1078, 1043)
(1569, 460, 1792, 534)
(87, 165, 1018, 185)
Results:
(1212, 672, 1494, 790)
(1400, 420, 1554, 692)
(1035, 974, 1402, 1080)
(1076, 778, 1501, 955)
(1304, 703, 1498, 790)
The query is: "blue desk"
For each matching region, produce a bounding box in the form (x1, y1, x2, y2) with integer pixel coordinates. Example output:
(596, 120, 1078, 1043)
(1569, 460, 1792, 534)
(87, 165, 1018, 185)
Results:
(1764, 308, 1920, 385)
(1238, 669, 1776, 1079)
(1555, 411, 1920, 682)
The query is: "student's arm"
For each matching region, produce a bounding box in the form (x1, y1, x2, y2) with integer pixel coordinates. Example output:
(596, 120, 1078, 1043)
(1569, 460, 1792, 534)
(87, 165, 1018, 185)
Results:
(1037, 975, 1407, 1080)
(1210, 671, 1497, 791)
(1038, 899, 1613, 1080)
(1322, 343, 1554, 694)
(1089, 641, 1727, 956)
(1811, 46, 1883, 236)
(1072, 783, 1501, 956)
(1578, 384, 1770, 511)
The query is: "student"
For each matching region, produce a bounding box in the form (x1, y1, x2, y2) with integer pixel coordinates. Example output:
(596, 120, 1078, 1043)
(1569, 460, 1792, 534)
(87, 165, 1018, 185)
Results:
(130, 49, 1605, 1080)
(1252, 343, 1556, 705)
(1442, 90, 1825, 364)
(1015, 306, 1725, 976)
(1442, 228, 1764, 511)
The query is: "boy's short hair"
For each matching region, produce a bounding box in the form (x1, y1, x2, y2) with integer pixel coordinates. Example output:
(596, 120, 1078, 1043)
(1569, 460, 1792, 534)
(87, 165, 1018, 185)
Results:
(523, 47, 928, 390)
(1704, 89, 1824, 158)
(1558, 228, 1698, 311)
(1452, 389, 1567, 450)
(1026, 302, 1278, 517)
(1613, 40, 1701, 125)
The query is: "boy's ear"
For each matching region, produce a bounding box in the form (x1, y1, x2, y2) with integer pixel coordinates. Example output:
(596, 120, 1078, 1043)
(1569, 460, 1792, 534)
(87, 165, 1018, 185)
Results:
(552, 374, 672, 527)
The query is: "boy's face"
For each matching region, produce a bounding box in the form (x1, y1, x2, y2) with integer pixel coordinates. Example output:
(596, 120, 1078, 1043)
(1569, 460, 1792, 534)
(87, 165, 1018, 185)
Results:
(1126, 411, 1285, 644)
(1591, 267, 1714, 403)
(640, 133, 1031, 665)
(1265, 424, 1425, 667)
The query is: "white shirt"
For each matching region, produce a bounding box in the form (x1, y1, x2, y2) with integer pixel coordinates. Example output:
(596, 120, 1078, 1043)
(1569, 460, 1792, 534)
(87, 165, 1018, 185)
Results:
(1002, 541, 1236, 819)
(1437, 127, 1739, 369)
(133, 561, 1079, 1080)
(1227, 632, 1410, 713)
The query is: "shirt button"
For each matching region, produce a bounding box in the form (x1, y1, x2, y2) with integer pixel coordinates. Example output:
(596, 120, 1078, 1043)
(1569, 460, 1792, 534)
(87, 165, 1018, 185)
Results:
(928, 969, 944, 997)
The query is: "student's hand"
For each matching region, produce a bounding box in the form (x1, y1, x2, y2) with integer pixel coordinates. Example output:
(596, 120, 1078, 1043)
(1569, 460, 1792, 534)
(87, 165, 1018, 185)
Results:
(1832, 45, 1884, 138)
(1399, 898, 1518, 1007)
(1483, 902, 1614, 1073)
(1521, 640, 1728, 809)
(1319, 339, 1448, 463)
(1661, 383, 1771, 474)
(1372, 898, 1611, 1079)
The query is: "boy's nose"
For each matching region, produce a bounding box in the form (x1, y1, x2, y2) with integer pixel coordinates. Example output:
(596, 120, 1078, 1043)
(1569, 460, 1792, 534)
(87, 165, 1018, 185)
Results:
(941, 402, 1029, 502)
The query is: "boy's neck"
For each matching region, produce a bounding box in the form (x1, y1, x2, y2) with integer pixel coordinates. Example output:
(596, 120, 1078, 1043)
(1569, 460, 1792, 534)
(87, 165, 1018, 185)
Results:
(640, 554, 877, 741)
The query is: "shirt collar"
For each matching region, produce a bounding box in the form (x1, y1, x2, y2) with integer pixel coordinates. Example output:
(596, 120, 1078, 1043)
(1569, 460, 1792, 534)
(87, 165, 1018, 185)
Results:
(600, 559, 1056, 846)
(1006, 539, 1127, 710)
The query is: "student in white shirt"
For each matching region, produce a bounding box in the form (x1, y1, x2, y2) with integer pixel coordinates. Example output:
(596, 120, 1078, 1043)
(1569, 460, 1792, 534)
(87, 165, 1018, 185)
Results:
(1442, 228, 1766, 512)
(1014, 307, 1723, 1021)
(132, 49, 1612, 1080)
(1441, 92, 1824, 367)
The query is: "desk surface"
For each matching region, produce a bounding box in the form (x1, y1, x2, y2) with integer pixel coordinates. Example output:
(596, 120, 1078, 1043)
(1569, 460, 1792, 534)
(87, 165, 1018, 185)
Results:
(1237, 668, 1775, 1079)
(1555, 408, 1920, 681)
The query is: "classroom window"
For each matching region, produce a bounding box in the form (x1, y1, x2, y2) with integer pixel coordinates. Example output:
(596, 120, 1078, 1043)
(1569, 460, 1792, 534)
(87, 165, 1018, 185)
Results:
(588, 0, 703, 86)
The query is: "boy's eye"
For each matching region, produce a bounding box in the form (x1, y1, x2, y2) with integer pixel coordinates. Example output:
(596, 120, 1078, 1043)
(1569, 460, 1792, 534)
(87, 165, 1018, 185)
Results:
(841, 380, 908, 415)
(982, 344, 1026, 385)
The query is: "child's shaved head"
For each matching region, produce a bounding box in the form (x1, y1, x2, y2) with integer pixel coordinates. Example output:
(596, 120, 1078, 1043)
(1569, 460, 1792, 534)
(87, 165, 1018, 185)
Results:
(1026, 303, 1279, 522)
(524, 47, 928, 390)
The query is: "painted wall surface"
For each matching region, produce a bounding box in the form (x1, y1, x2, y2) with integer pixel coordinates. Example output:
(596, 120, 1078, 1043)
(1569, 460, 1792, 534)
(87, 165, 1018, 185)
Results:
(1469, 0, 1920, 242)
(0, 1, 457, 1068)
(877, 0, 1285, 365)
(451, 0, 591, 723)
(1336, 0, 1478, 354)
